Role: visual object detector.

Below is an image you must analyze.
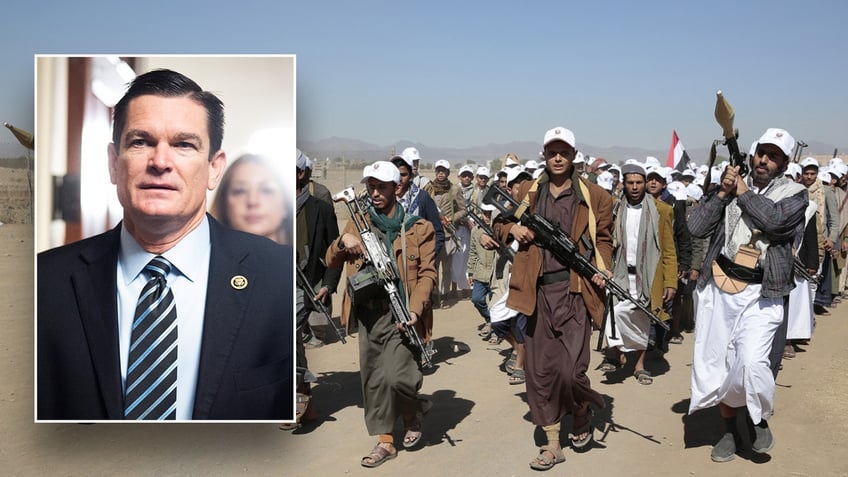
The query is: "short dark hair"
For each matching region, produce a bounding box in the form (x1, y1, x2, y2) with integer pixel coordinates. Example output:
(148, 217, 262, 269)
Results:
(111, 69, 224, 159)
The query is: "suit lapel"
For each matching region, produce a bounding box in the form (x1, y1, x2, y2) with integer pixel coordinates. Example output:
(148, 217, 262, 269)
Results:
(192, 218, 252, 419)
(71, 227, 124, 419)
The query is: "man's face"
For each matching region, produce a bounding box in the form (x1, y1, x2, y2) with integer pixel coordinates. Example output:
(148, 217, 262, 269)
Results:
(476, 175, 489, 188)
(412, 160, 420, 176)
(366, 177, 397, 213)
(624, 173, 646, 204)
(498, 175, 507, 189)
(542, 141, 575, 178)
(435, 167, 449, 182)
(752, 144, 789, 187)
(108, 95, 225, 234)
(395, 163, 412, 196)
(646, 174, 666, 197)
(801, 167, 818, 187)
(459, 172, 473, 187)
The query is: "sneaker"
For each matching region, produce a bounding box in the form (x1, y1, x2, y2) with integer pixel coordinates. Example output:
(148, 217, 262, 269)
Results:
(751, 422, 775, 453)
(710, 433, 738, 463)
(304, 336, 325, 349)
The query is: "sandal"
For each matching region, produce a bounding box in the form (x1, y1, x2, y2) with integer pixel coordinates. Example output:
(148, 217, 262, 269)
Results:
(401, 412, 424, 449)
(361, 443, 397, 468)
(569, 406, 594, 448)
(783, 344, 796, 360)
(488, 334, 503, 345)
(634, 369, 653, 385)
(478, 323, 492, 338)
(529, 445, 565, 471)
(669, 335, 684, 345)
(509, 368, 526, 385)
(505, 352, 518, 374)
(279, 393, 311, 430)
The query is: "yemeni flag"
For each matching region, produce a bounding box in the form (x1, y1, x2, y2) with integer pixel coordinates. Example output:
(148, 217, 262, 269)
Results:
(666, 130, 691, 172)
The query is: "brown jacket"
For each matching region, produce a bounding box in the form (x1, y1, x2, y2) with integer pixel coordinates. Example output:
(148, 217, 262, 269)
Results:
(326, 215, 437, 330)
(493, 172, 614, 328)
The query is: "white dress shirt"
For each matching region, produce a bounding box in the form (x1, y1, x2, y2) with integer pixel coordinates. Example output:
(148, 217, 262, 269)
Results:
(117, 217, 211, 420)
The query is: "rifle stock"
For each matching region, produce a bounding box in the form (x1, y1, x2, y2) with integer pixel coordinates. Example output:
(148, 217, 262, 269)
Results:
(483, 185, 669, 330)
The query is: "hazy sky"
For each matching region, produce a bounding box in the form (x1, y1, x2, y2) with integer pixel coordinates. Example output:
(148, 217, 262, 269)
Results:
(1, 0, 845, 152)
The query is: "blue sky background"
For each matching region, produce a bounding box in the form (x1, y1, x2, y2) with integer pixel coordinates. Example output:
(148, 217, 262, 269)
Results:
(1, 0, 845, 152)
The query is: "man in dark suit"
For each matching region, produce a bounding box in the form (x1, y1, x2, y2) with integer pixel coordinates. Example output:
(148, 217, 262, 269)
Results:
(37, 68, 293, 421)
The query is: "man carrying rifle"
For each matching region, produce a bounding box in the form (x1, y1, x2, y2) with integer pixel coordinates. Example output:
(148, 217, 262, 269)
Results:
(688, 128, 807, 463)
(424, 160, 468, 307)
(282, 151, 343, 430)
(493, 127, 611, 472)
(601, 163, 677, 385)
(326, 161, 436, 468)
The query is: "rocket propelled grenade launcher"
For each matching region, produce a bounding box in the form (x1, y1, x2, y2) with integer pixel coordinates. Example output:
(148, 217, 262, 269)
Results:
(714, 90, 748, 176)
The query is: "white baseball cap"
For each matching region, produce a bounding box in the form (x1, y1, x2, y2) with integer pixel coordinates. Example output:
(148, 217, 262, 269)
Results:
(573, 151, 585, 164)
(800, 157, 820, 169)
(543, 127, 576, 148)
(296, 149, 310, 170)
(829, 157, 845, 168)
(644, 156, 661, 169)
(686, 183, 704, 201)
(667, 181, 687, 201)
(819, 169, 833, 183)
(785, 162, 802, 179)
(458, 165, 474, 176)
(505, 166, 531, 186)
(756, 128, 795, 158)
(597, 171, 614, 191)
(402, 147, 421, 163)
(434, 159, 451, 171)
(504, 153, 520, 167)
(480, 202, 496, 212)
(361, 160, 400, 184)
(476, 166, 490, 177)
(525, 159, 539, 170)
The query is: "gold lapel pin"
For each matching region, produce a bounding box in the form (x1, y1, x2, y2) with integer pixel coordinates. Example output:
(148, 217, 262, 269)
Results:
(231, 275, 248, 290)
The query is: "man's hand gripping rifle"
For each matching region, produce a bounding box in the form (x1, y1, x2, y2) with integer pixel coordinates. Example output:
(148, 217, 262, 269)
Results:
(483, 185, 669, 331)
(332, 187, 433, 368)
(296, 264, 346, 344)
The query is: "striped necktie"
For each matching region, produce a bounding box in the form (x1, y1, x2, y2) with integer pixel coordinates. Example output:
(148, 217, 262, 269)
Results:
(124, 256, 178, 420)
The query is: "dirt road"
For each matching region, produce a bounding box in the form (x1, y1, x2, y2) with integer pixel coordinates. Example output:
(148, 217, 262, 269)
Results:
(5, 218, 848, 475)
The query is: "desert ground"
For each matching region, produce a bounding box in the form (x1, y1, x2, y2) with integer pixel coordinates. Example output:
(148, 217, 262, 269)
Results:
(4, 165, 848, 476)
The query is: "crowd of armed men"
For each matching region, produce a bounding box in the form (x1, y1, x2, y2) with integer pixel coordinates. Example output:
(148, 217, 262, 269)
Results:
(294, 125, 843, 470)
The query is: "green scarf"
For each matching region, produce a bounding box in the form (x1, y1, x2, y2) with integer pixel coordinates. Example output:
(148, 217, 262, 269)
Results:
(367, 204, 421, 251)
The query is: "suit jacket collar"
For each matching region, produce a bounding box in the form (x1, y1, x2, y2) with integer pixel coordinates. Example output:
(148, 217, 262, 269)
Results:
(72, 226, 124, 419)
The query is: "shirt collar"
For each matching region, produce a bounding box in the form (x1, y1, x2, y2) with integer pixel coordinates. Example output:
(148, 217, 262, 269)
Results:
(119, 216, 211, 285)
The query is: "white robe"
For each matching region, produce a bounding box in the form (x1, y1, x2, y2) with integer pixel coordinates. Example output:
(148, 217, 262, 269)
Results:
(786, 276, 814, 340)
(689, 281, 783, 424)
(605, 274, 651, 351)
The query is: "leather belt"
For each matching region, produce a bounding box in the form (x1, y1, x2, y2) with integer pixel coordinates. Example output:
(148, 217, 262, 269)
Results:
(716, 253, 763, 284)
(538, 269, 570, 285)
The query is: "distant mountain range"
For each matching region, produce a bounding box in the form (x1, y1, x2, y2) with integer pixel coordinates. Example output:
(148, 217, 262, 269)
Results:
(300, 137, 844, 168)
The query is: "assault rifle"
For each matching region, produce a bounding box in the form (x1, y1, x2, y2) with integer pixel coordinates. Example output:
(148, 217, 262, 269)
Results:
(296, 263, 346, 344)
(793, 257, 821, 285)
(483, 185, 669, 331)
(714, 90, 748, 176)
(333, 187, 432, 367)
(466, 201, 514, 262)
